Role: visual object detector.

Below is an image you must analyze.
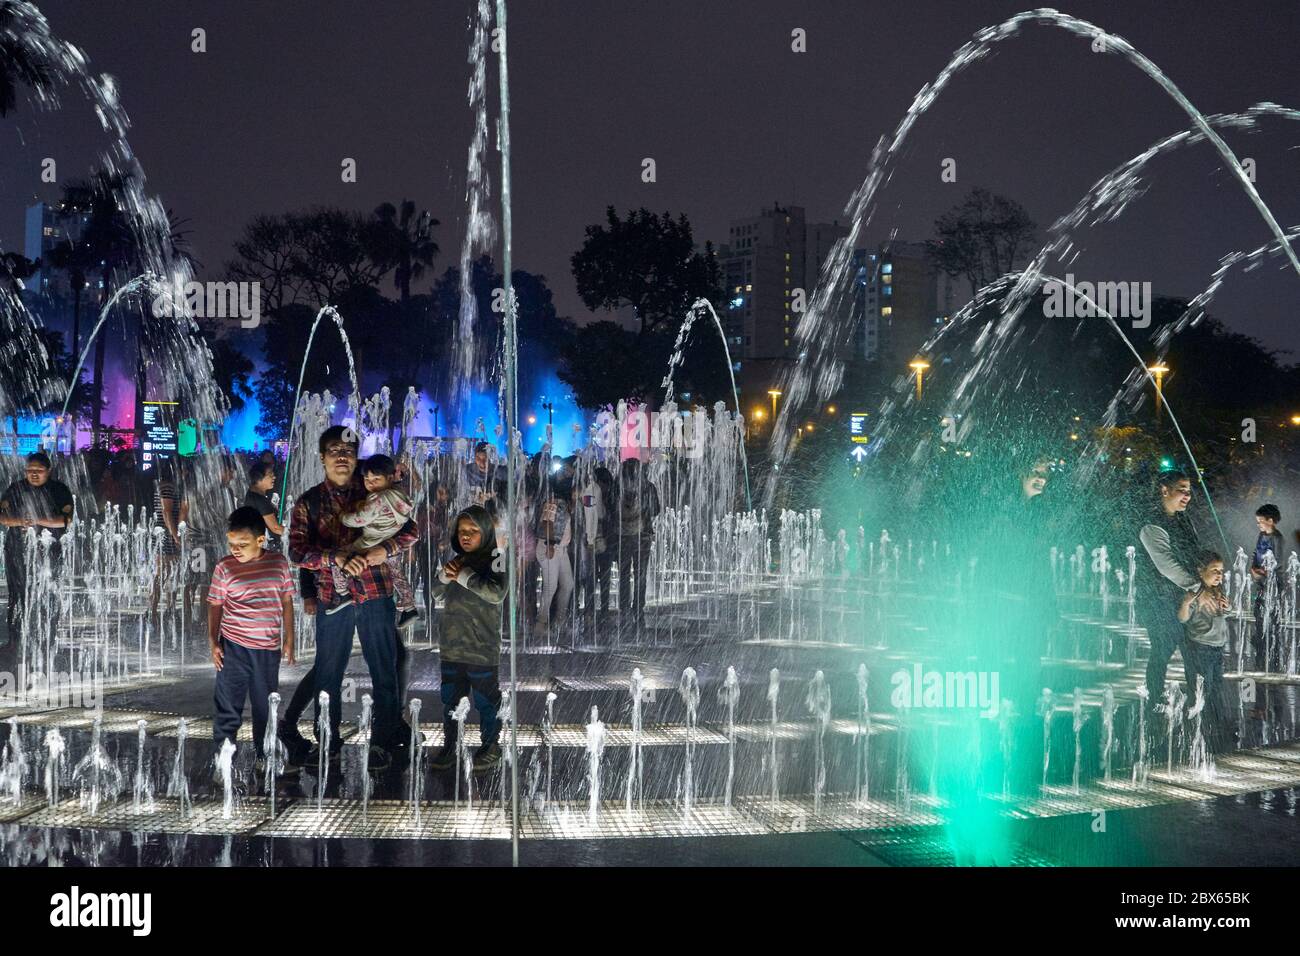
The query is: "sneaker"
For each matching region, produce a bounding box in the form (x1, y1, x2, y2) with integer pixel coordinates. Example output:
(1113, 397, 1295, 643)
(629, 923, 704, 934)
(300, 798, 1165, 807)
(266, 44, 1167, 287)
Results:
(472, 742, 502, 772)
(279, 727, 312, 767)
(305, 744, 342, 769)
(429, 746, 457, 772)
(397, 608, 419, 628)
(366, 746, 392, 773)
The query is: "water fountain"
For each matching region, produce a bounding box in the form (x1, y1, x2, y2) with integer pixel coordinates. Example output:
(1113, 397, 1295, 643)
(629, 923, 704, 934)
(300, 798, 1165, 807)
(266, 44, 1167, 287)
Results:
(43, 729, 64, 809)
(1, 718, 25, 805)
(216, 739, 236, 821)
(1187, 676, 1213, 781)
(627, 669, 644, 813)
(72, 717, 121, 816)
(677, 667, 700, 820)
(131, 719, 154, 814)
(452, 697, 470, 815)
(543, 691, 556, 809)
(168, 717, 192, 819)
(358, 696, 373, 823)
(767, 668, 780, 807)
(585, 705, 606, 825)
(1070, 688, 1084, 794)
(408, 698, 423, 826)
(720, 666, 739, 809)
(264, 692, 281, 816)
(1037, 689, 1054, 788)
(0, 1, 1295, 868)
(805, 671, 831, 815)
(1101, 686, 1116, 782)
(1163, 681, 1186, 773)
(316, 692, 330, 820)
(855, 663, 870, 803)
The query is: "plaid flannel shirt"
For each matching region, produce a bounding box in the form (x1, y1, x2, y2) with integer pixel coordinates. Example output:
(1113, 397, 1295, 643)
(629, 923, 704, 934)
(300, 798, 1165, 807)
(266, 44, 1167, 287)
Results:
(289, 478, 419, 608)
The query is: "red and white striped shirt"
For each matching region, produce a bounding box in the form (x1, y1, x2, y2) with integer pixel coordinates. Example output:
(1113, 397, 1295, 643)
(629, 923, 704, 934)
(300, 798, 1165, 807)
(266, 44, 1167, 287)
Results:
(207, 551, 294, 650)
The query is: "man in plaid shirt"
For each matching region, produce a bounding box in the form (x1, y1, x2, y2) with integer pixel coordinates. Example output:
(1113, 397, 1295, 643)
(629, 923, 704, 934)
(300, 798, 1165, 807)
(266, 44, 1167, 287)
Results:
(287, 425, 418, 769)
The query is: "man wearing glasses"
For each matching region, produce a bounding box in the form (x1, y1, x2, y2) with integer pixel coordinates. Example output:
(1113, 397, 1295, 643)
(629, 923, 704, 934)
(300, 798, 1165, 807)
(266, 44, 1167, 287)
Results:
(287, 425, 418, 770)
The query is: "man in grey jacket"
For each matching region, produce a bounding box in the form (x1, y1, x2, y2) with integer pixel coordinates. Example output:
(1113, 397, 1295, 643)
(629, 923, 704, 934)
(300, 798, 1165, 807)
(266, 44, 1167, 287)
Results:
(1137, 470, 1205, 711)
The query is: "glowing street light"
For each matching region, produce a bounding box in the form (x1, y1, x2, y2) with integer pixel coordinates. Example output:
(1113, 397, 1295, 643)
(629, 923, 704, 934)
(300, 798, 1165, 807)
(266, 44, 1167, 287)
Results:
(909, 358, 930, 400)
(767, 388, 782, 420)
(1148, 363, 1169, 422)
(1290, 414, 1300, 426)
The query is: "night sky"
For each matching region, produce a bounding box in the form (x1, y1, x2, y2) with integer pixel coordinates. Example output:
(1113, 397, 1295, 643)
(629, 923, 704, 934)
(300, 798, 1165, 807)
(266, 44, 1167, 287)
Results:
(5, 0, 1299, 353)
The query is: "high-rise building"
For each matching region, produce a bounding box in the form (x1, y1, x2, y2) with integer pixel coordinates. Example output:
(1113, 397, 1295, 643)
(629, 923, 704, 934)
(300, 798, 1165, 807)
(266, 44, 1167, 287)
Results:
(718, 205, 952, 417)
(719, 202, 806, 361)
(855, 240, 948, 373)
(22, 201, 99, 352)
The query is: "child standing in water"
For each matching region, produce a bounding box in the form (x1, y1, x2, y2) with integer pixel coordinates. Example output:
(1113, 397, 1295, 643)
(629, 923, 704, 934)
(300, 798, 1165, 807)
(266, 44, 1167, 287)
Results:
(1178, 550, 1230, 752)
(429, 504, 506, 772)
(208, 506, 296, 771)
(331, 455, 419, 627)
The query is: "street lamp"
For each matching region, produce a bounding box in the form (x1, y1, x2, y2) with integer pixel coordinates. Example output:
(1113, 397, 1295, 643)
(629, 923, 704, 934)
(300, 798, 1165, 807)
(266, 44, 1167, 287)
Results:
(1290, 414, 1300, 426)
(1147, 363, 1169, 422)
(909, 358, 930, 400)
(767, 388, 782, 420)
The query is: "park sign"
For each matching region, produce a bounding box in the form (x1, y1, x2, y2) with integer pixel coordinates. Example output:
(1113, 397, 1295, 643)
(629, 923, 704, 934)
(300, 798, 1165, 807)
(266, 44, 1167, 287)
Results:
(850, 412, 869, 444)
(140, 401, 178, 472)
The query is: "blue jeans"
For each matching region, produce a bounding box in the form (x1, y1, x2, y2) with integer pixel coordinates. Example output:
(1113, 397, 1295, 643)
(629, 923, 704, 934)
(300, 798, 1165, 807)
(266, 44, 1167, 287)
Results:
(440, 662, 501, 748)
(314, 595, 403, 749)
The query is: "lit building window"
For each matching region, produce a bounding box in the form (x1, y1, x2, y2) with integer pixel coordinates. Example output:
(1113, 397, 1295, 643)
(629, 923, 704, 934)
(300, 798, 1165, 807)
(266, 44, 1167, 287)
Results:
(882, 263, 892, 274)
(881, 306, 892, 316)
(745, 283, 752, 291)
(883, 274, 891, 284)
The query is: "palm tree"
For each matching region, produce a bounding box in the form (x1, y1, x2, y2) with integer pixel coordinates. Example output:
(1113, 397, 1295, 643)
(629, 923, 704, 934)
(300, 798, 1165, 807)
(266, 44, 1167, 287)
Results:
(46, 181, 95, 361)
(0, 1, 55, 117)
(371, 200, 439, 302)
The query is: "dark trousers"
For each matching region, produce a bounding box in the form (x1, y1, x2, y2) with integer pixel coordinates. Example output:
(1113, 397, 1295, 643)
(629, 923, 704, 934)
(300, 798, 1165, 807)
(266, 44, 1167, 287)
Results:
(213, 641, 281, 759)
(283, 620, 408, 738)
(4, 544, 25, 635)
(616, 535, 652, 620)
(1182, 640, 1228, 753)
(1143, 606, 1184, 711)
(313, 595, 403, 749)
(4, 541, 63, 642)
(577, 544, 613, 621)
(440, 661, 501, 749)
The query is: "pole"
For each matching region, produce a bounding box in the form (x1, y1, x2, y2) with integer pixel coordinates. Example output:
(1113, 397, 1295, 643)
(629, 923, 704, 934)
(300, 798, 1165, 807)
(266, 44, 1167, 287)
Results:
(496, 0, 520, 869)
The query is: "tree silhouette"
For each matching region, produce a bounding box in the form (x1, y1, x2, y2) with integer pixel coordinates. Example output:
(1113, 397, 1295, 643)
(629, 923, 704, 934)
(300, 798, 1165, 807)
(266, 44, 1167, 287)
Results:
(925, 188, 1037, 298)
(571, 207, 723, 334)
(371, 200, 439, 303)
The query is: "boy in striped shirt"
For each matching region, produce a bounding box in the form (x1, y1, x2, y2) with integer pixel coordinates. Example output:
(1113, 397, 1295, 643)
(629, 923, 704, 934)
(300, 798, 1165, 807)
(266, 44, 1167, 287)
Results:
(208, 506, 296, 766)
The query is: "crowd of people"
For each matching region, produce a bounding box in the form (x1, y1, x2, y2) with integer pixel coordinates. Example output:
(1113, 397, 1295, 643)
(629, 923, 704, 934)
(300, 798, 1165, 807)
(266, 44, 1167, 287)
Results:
(1008, 458, 1289, 761)
(9, 431, 1287, 781)
(0, 431, 664, 778)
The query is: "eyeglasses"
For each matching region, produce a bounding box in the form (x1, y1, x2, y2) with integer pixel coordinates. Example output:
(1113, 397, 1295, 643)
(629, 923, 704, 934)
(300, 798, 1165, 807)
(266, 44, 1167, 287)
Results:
(323, 445, 357, 459)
